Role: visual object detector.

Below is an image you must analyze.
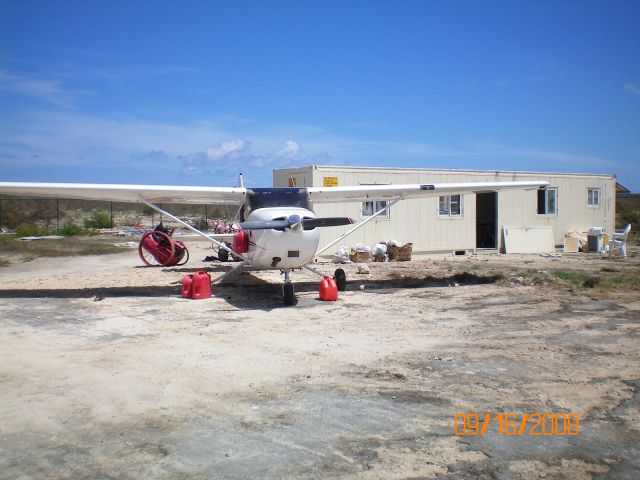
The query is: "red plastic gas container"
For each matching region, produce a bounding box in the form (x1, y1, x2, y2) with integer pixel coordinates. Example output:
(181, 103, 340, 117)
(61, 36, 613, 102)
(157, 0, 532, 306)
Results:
(319, 276, 338, 301)
(181, 274, 193, 298)
(191, 271, 212, 299)
(233, 230, 249, 254)
(181, 271, 211, 299)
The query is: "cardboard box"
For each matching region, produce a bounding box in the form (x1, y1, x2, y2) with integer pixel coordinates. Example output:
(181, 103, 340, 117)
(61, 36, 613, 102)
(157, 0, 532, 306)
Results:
(349, 250, 372, 263)
(563, 236, 579, 253)
(397, 243, 413, 261)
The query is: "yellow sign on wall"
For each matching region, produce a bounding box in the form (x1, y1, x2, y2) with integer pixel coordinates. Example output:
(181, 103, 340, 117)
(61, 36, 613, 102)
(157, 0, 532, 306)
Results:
(323, 176, 339, 187)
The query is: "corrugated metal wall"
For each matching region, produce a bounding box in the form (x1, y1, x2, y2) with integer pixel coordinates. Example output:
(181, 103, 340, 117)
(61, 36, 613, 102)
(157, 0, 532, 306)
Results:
(273, 166, 615, 253)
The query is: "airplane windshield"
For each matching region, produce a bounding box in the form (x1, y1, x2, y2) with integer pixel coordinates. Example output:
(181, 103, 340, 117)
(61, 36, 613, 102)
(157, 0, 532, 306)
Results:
(247, 188, 309, 210)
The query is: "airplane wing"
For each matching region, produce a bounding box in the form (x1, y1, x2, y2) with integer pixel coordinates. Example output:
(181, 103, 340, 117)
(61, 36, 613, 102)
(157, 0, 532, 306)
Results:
(307, 181, 548, 203)
(0, 182, 247, 205)
(174, 233, 236, 239)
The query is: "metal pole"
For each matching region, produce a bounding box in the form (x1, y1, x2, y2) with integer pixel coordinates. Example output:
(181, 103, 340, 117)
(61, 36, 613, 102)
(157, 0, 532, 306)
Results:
(56, 198, 59, 231)
(205, 205, 208, 229)
(0, 199, 3, 231)
(302, 264, 327, 279)
(314, 196, 403, 257)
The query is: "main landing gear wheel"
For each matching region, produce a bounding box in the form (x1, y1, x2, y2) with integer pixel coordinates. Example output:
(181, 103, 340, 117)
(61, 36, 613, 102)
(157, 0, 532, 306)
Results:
(334, 268, 347, 291)
(283, 282, 297, 306)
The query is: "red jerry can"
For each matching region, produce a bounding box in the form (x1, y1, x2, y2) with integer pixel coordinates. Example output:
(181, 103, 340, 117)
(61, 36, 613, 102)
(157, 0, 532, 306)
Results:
(181, 275, 193, 298)
(191, 271, 212, 299)
(233, 230, 249, 254)
(319, 276, 338, 301)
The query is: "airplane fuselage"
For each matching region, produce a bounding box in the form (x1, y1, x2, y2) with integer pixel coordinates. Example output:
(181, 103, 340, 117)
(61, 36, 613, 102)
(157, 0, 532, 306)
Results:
(244, 207, 320, 270)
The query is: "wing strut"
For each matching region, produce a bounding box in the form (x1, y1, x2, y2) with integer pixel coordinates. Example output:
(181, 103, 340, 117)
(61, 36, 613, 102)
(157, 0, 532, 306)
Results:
(212, 262, 249, 283)
(138, 197, 249, 262)
(314, 196, 403, 258)
(302, 264, 328, 279)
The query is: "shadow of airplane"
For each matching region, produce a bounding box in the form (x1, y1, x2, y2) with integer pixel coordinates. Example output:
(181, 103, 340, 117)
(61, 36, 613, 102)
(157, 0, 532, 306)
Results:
(0, 272, 501, 311)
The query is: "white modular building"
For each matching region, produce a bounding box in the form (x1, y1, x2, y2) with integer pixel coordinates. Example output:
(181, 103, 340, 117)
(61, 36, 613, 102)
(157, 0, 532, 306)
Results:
(273, 165, 616, 254)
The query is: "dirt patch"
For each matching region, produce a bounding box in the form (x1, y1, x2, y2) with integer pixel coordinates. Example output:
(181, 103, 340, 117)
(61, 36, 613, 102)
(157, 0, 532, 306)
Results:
(0, 246, 639, 478)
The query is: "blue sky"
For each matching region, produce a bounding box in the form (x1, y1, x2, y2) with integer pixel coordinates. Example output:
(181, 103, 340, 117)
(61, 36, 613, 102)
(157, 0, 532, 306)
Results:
(1, 1, 639, 189)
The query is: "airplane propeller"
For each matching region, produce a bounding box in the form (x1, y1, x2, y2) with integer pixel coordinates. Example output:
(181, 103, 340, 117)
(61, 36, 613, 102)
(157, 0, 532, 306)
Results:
(239, 214, 355, 231)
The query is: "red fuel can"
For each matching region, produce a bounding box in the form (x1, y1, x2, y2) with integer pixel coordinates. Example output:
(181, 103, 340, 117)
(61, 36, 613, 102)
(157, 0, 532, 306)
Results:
(191, 271, 212, 299)
(233, 230, 249, 254)
(181, 274, 193, 298)
(319, 276, 338, 301)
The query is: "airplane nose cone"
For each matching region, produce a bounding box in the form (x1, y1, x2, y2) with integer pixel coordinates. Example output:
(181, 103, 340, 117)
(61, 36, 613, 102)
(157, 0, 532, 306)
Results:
(288, 214, 302, 231)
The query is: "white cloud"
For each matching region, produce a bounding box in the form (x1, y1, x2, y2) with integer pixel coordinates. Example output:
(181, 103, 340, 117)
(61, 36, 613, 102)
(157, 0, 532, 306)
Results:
(0, 65, 198, 108)
(180, 139, 262, 176)
(0, 70, 73, 107)
(179, 139, 314, 176)
(467, 141, 613, 168)
(275, 140, 301, 159)
(0, 110, 621, 186)
(624, 83, 640, 96)
(205, 139, 251, 162)
(78, 65, 199, 83)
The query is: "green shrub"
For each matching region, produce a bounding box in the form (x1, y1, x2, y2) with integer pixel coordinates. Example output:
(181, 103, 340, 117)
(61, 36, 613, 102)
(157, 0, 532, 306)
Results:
(553, 270, 593, 286)
(84, 210, 112, 229)
(14, 223, 48, 237)
(56, 222, 85, 236)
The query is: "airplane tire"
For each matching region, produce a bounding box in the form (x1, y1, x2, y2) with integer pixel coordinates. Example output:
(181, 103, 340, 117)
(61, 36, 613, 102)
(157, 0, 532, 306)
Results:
(218, 248, 229, 262)
(283, 282, 296, 306)
(334, 268, 347, 291)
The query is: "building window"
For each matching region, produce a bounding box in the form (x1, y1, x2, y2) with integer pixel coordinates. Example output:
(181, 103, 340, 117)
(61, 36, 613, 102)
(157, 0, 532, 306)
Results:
(362, 200, 390, 218)
(587, 188, 600, 208)
(537, 188, 557, 215)
(439, 195, 462, 216)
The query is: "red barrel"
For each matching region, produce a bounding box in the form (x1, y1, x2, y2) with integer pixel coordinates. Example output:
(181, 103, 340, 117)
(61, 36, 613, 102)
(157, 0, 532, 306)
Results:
(181, 275, 193, 298)
(319, 276, 338, 301)
(233, 230, 249, 254)
(191, 271, 212, 299)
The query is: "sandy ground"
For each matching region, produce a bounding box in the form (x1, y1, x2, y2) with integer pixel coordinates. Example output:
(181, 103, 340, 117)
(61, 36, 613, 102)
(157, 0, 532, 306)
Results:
(0, 240, 639, 479)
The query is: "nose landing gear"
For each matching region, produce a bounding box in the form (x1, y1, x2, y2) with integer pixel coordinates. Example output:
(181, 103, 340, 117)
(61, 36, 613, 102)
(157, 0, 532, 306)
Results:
(282, 270, 297, 306)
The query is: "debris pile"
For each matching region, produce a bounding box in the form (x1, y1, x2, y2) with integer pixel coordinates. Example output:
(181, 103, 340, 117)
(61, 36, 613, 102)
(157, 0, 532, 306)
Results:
(333, 240, 413, 263)
(509, 270, 558, 286)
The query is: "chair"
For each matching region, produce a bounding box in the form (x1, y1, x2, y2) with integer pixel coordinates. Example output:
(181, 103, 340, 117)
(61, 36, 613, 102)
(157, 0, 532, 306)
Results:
(609, 224, 631, 257)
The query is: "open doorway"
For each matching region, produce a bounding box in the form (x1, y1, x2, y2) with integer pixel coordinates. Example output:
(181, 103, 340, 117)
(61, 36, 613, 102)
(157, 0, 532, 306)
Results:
(476, 192, 497, 249)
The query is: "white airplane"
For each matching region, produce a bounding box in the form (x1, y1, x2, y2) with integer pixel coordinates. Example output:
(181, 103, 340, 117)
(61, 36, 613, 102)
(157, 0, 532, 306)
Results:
(0, 177, 548, 305)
